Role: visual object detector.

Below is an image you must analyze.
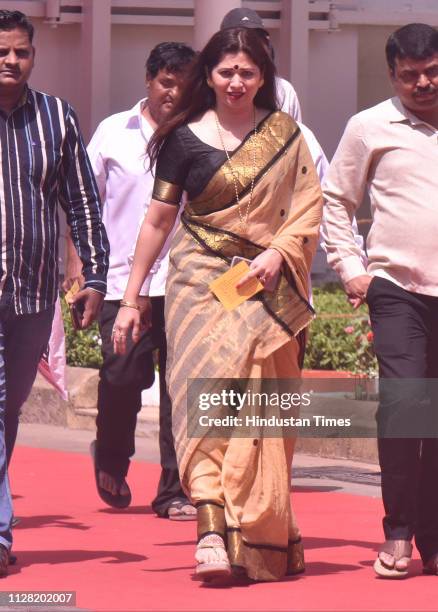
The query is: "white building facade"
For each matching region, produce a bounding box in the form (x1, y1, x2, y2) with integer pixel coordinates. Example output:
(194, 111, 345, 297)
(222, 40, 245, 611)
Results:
(5, 0, 438, 152)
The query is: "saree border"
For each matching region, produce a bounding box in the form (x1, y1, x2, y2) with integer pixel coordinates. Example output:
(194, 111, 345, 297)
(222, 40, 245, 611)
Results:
(187, 113, 301, 217)
(196, 501, 226, 541)
(226, 531, 305, 581)
(152, 178, 183, 205)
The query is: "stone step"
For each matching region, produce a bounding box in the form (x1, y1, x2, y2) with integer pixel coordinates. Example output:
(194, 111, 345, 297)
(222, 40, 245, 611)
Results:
(21, 366, 159, 437)
(74, 405, 159, 438)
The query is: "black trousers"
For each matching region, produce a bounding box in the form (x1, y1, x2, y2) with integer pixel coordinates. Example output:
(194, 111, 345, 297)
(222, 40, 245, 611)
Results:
(96, 297, 187, 515)
(367, 277, 438, 562)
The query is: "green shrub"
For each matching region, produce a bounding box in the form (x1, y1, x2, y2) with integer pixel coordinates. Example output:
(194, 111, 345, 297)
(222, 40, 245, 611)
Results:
(304, 284, 377, 375)
(61, 298, 102, 368)
(60, 285, 378, 374)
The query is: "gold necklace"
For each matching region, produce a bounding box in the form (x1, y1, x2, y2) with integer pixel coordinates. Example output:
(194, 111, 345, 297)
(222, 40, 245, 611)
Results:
(214, 108, 258, 234)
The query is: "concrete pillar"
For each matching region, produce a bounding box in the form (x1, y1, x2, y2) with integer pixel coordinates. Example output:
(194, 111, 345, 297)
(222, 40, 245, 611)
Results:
(289, 0, 309, 120)
(80, 0, 111, 140)
(308, 27, 359, 159)
(279, 0, 292, 77)
(193, 0, 241, 51)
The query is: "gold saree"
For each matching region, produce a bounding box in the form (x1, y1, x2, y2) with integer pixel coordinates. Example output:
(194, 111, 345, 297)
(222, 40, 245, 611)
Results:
(164, 112, 323, 581)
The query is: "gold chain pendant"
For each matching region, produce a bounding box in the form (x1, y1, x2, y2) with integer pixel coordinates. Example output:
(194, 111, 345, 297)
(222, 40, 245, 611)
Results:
(214, 108, 258, 235)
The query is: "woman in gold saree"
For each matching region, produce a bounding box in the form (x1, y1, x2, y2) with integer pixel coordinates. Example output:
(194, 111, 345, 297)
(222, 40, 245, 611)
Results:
(113, 28, 322, 583)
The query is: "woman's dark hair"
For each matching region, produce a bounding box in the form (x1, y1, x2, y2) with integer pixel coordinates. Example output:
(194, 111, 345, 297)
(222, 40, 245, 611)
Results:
(386, 23, 438, 74)
(148, 27, 277, 168)
(0, 10, 34, 42)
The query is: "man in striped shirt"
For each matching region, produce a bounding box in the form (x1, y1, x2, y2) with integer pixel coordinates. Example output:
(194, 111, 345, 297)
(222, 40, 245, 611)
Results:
(0, 10, 109, 575)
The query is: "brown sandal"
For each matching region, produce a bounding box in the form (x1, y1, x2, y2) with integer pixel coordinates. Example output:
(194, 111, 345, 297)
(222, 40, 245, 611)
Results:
(423, 553, 438, 575)
(373, 540, 412, 579)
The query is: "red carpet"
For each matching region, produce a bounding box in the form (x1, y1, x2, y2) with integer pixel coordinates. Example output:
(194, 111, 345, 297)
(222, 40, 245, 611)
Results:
(7, 447, 437, 611)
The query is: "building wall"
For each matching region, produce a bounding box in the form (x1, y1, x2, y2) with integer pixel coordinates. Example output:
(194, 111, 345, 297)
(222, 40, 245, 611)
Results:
(28, 20, 83, 116)
(9, 1, 438, 147)
(308, 27, 358, 161)
(28, 20, 281, 127)
(358, 26, 395, 112)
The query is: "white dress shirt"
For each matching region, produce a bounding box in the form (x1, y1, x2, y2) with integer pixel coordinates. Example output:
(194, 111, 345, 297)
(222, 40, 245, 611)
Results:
(87, 98, 169, 299)
(276, 77, 302, 122)
(276, 78, 364, 256)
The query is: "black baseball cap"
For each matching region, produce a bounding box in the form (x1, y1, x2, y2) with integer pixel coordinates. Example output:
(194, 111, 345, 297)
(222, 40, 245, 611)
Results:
(220, 8, 268, 35)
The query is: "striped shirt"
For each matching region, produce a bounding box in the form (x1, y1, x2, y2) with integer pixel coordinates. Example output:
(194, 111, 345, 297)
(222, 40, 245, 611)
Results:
(0, 87, 109, 314)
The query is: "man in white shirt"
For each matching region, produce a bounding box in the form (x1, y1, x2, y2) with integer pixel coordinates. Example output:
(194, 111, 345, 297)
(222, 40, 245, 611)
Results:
(65, 42, 197, 520)
(323, 23, 438, 578)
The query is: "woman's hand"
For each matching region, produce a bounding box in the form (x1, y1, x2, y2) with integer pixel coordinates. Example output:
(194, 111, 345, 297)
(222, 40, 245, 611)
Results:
(112, 305, 148, 354)
(236, 248, 284, 291)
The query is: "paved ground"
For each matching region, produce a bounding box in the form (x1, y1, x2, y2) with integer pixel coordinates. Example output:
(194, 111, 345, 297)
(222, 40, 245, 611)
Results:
(17, 422, 380, 499)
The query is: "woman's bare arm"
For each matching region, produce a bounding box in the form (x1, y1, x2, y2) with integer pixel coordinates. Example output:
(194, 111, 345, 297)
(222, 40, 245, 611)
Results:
(113, 199, 179, 353)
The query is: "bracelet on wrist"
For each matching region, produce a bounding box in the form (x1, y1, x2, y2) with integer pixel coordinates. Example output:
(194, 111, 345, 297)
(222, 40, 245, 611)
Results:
(120, 299, 140, 311)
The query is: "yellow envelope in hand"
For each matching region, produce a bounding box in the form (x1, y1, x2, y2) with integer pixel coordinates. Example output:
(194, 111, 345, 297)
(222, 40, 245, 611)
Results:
(64, 280, 80, 305)
(209, 260, 264, 311)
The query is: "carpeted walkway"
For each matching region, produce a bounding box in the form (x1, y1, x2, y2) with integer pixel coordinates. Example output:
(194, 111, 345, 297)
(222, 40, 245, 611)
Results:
(7, 447, 437, 611)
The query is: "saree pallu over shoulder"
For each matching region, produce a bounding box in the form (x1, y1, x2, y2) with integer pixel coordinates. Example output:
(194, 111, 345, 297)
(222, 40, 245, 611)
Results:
(181, 111, 323, 338)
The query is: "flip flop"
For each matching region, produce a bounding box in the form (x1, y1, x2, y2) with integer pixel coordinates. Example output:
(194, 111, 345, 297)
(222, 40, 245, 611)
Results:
(167, 499, 197, 521)
(373, 540, 412, 579)
(90, 441, 131, 509)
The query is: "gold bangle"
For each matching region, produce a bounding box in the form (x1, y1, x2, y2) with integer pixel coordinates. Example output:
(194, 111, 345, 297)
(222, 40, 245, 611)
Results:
(120, 299, 140, 311)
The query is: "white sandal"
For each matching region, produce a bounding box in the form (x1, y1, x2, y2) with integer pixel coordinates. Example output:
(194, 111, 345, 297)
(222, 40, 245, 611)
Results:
(195, 534, 231, 580)
(373, 540, 412, 579)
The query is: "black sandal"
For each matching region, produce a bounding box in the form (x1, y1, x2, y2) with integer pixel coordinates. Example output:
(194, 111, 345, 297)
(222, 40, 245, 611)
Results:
(90, 441, 131, 509)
